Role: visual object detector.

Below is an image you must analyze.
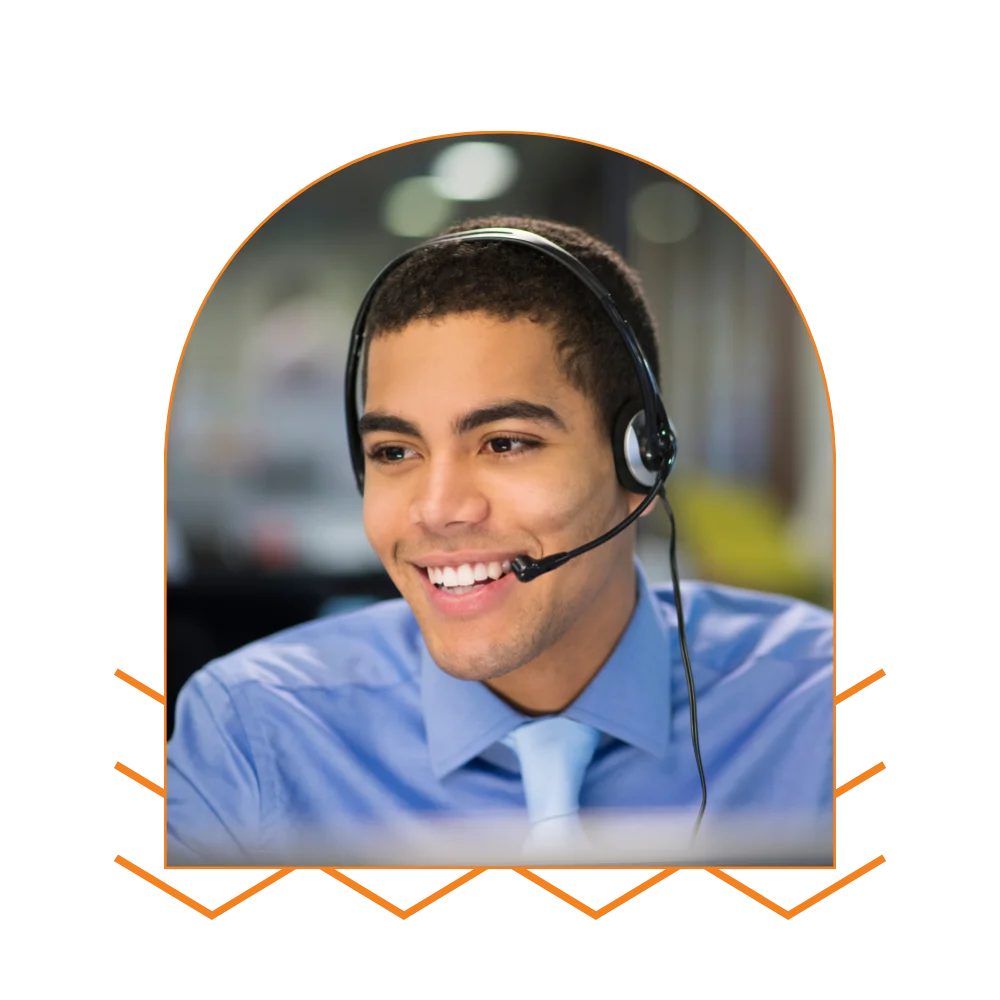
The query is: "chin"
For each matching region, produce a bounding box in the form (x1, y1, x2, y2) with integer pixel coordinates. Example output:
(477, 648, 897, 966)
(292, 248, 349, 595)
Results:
(422, 630, 529, 683)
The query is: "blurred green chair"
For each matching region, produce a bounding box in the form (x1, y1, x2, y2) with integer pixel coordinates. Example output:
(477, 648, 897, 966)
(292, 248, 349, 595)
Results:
(664, 474, 831, 608)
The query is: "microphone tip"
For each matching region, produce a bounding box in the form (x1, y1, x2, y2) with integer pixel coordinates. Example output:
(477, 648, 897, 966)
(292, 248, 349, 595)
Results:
(510, 556, 537, 582)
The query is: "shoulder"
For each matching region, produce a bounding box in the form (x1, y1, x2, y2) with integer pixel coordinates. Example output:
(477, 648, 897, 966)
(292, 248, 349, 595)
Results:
(651, 579, 831, 666)
(186, 598, 423, 703)
(651, 580, 832, 711)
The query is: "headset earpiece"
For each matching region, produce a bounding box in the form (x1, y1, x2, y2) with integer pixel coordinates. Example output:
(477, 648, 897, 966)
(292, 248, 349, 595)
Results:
(612, 401, 676, 494)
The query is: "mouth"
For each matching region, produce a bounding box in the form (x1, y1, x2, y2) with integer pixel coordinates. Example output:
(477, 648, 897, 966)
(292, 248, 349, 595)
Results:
(420, 558, 514, 596)
(410, 555, 521, 617)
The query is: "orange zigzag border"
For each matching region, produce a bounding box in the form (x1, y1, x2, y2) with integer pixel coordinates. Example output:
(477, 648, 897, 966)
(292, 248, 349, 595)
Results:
(115, 668, 887, 919)
(114, 853, 886, 921)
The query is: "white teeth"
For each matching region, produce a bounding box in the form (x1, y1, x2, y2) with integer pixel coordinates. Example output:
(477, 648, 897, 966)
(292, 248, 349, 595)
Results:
(425, 560, 512, 588)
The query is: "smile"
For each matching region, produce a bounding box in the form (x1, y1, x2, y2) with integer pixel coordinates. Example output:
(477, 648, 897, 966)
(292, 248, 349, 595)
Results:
(426, 559, 513, 594)
(413, 556, 520, 616)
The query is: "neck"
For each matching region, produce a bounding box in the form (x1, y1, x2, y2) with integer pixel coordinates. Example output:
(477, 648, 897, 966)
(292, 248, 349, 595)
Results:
(484, 555, 639, 715)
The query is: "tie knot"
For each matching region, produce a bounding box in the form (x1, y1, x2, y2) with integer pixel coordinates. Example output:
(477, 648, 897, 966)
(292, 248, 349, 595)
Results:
(502, 717, 600, 832)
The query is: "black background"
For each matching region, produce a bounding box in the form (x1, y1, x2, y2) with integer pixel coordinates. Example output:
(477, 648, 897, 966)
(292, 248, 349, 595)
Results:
(113, 129, 888, 932)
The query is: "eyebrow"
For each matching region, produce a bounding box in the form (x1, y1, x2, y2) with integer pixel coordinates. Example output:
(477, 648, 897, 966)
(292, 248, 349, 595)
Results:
(358, 399, 567, 438)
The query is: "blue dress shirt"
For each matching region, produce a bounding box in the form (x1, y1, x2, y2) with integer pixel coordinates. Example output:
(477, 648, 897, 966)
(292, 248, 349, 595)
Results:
(167, 564, 833, 865)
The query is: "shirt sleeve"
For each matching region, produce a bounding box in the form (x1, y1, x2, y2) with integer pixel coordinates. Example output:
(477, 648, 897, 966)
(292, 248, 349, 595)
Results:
(167, 667, 264, 864)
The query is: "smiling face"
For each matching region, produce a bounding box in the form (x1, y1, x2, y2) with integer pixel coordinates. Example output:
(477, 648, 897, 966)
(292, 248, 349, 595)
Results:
(361, 311, 645, 690)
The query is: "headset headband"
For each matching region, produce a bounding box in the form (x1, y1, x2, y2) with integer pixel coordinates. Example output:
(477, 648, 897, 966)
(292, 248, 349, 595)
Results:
(344, 227, 675, 493)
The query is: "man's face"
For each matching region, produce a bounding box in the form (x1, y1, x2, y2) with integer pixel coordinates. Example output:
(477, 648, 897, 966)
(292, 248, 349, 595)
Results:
(361, 311, 639, 682)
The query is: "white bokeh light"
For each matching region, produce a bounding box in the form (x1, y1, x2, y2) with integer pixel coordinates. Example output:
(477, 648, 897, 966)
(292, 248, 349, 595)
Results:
(430, 142, 519, 201)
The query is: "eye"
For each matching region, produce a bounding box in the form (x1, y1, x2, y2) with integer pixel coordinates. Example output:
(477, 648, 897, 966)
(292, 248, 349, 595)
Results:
(483, 435, 540, 457)
(366, 443, 417, 464)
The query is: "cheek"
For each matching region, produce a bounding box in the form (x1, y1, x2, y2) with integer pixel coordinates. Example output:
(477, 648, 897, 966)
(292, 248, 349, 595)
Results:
(362, 490, 399, 555)
(493, 459, 615, 536)
(507, 481, 582, 531)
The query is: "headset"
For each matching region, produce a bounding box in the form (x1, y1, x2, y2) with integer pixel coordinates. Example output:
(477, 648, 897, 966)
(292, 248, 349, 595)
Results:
(344, 227, 707, 832)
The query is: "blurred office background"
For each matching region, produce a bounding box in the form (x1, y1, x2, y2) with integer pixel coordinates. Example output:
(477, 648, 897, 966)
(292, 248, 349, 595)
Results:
(166, 134, 833, 734)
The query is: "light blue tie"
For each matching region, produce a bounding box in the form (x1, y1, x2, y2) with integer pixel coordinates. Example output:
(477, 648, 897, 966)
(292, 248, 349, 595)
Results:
(502, 717, 601, 854)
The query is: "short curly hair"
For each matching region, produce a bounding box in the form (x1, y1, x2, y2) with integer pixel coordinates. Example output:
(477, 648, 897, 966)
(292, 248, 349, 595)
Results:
(362, 215, 660, 435)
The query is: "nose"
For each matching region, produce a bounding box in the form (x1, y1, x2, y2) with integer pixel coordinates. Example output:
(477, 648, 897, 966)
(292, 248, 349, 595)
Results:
(409, 455, 489, 533)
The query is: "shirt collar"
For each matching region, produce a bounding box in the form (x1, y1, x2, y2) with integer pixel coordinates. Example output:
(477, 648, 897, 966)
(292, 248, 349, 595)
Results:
(420, 560, 672, 780)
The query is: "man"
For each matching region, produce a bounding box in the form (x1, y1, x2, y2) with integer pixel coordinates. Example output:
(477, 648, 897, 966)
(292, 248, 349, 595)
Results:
(167, 216, 833, 866)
